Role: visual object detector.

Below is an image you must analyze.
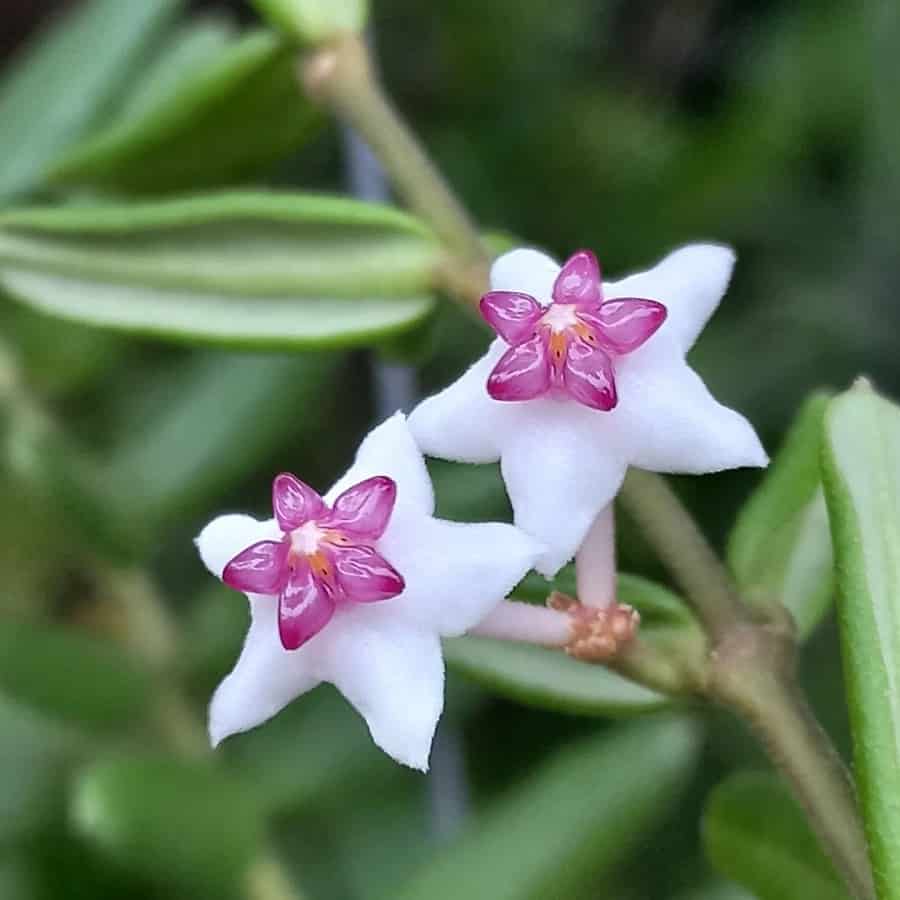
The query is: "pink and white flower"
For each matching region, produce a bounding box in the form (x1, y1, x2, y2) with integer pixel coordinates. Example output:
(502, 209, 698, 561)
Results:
(197, 413, 542, 770)
(409, 244, 768, 577)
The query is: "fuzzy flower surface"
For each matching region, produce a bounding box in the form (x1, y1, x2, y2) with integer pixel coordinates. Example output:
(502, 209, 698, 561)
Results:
(196, 414, 542, 770)
(409, 245, 768, 577)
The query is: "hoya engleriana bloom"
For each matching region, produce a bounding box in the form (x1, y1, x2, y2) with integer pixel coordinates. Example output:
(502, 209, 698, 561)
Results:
(409, 245, 768, 577)
(196, 413, 542, 771)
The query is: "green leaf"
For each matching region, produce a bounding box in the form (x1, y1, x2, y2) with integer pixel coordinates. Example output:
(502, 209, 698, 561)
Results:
(107, 350, 343, 528)
(728, 392, 834, 639)
(393, 716, 701, 900)
(821, 380, 900, 900)
(444, 637, 668, 716)
(0, 192, 439, 348)
(0, 0, 182, 202)
(703, 771, 848, 900)
(252, 0, 368, 44)
(47, 29, 319, 194)
(71, 755, 264, 896)
(0, 620, 152, 731)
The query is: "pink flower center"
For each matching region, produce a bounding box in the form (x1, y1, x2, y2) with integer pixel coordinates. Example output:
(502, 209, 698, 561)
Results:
(222, 473, 405, 650)
(479, 249, 668, 411)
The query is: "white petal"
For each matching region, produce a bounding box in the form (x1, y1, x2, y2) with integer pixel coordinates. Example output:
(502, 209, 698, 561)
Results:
(195, 514, 280, 578)
(326, 412, 434, 517)
(208, 595, 320, 746)
(614, 354, 768, 473)
(605, 244, 735, 353)
(317, 609, 444, 771)
(379, 517, 543, 636)
(490, 248, 560, 303)
(408, 340, 525, 464)
(500, 400, 627, 577)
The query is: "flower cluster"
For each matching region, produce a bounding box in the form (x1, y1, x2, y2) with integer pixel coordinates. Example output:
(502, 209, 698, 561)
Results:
(198, 243, 767, 769)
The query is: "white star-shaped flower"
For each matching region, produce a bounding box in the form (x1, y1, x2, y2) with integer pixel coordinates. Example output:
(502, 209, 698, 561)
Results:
(409, 244, 768, 577)
(196, 413, 542, 770)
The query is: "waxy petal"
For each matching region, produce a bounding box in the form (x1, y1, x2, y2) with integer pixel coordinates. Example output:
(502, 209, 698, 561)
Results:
(563, 339, 618, 411)
(378, 516, 544, 636)
(614, 353, 768, 473)
(500, 400, 627, 576)
(487, 334, 552, 402)
(553, 249, 602, 307)
(331, 544, 405, 603)
(480, 291, 543, 345)
(223, 540, 288, 595)
(319, 610, 444, 771)
(587, 299, 667, 354)
(272, 473, 325, 531)
(208, 594, 320, 747)
(327, 413, 435, 518)
(605, 244, 734, 354)
(490, 248, 559, 304)
(196, 514, 280, 579)
(278, 559, 336, 650)
(408, 341, 516, 464)
(326, 476, 397, 539)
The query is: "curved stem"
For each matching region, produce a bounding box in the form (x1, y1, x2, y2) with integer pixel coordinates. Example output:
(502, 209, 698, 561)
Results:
(617, 468, 745, 639)
(301, 35, 489, 276)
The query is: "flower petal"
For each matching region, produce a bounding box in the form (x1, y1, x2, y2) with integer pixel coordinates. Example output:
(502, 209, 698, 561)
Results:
(490, 248, 560, 303)
(331, 544, 405, 603)
(326, 476, 397, 539)
(604, 244, 735, 354)
(223, 540, 288, 595)
(378, 517, 543, 636)
(326, 413, 434, 518)
(499, 400, 627, 576)
(278, 558, 336, 650)
(196, 514, 280, 579)
(552, 249, 602, 307)
(479, 291, 543, 344)
(208, 594, 320, 747)
(487, 334, 552, 402)
(317, 610, 444, 771)
(586, 299, 668, 354)
(563, 339, 617, 411)
(272, 473, 325, 531)
(614, 354, 768, 473)
(408, 341, 523, 464)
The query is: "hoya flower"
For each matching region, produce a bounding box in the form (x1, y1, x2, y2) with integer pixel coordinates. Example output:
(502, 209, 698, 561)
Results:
(196, 413, 542, 770)
(410, 245, 768, 577)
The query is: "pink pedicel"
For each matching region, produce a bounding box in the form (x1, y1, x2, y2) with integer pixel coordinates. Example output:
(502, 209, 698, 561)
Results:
(223, 473, 405, 650)
(480, 250, 667, 411)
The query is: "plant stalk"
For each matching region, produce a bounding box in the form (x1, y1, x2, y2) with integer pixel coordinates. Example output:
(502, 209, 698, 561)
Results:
(300, 35, 490, 300)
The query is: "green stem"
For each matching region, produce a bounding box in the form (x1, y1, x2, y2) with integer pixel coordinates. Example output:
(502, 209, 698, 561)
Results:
(618, 468, 746, 640)
(300, 35, 490, 293)
(710, 633, 875, 900)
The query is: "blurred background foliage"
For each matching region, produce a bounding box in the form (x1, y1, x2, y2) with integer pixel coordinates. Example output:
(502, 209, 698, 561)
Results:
(0, 0, 889, 897)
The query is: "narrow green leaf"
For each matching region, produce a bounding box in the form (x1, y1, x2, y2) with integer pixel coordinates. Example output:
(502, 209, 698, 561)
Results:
(72, 755, 264, 895)
(822, 381, 900, 900)
(0, 620, 151, 731)
(444, 637, 667, 716)
(703, 771, 848, 900)
(107, 351, 343, 528)
(728, 392, 834, 639)
(0, 192, 439, 348)
(393, 716, 701, 900)
(47, 30, 320, 193)
(0, 0, 182, 201)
